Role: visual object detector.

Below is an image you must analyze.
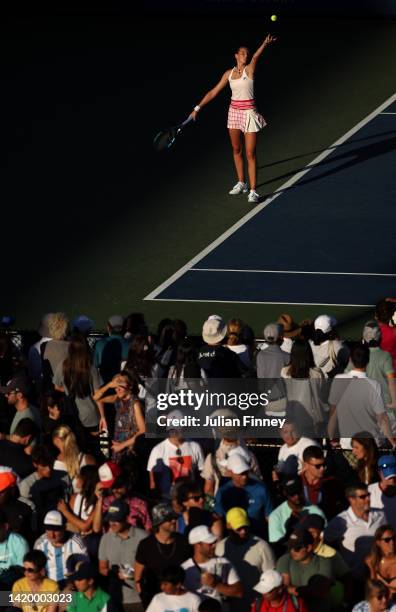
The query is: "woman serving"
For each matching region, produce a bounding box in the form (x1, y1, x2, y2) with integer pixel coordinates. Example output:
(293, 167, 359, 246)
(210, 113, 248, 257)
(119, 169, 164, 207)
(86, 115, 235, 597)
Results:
(190, 34, 276, 203)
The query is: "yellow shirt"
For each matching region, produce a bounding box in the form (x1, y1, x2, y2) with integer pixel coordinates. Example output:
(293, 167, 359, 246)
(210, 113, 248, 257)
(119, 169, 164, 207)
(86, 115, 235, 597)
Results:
(12, 576, 59, 612)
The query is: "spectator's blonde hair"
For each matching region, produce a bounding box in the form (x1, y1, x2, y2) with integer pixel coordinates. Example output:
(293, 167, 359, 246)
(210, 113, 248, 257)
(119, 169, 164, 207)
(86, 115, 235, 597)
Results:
(52, 424, 80, 479)
(227, 318, 243, 346)
(48, 312, 69, 340)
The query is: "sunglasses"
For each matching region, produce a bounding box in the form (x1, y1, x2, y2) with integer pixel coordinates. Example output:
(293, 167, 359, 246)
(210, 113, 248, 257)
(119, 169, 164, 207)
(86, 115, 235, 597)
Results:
(24, 567, 38, 573)
(355, 493, 370, 499)
(380, 536, 396, 543)
(175, 448, 184, 464)
(187, 494, 204, 501)
(308, 462, 325, 469)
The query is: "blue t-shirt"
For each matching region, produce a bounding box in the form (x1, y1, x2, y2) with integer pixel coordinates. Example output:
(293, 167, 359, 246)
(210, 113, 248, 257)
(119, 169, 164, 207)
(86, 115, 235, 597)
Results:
(214, 479, 273, 528)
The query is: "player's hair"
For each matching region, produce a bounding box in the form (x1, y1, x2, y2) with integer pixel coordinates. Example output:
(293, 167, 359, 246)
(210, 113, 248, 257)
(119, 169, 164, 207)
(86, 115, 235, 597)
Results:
(365, 578, 389, 602)
(303, 445, 324, 463)
(285, 338, 315, 378)
(23, 550, 47, 571)
(350, 344, 370, 369)
(345, 482, 368, 498)
(14, 418, 38, 439)
(226, 318, 244, 346)
(47, 312, 69, 340)
(175, 480, 203, 506)
(31, 445, 54, 467)
(375, 300, 395, 324)
(160, 565, 185, 585)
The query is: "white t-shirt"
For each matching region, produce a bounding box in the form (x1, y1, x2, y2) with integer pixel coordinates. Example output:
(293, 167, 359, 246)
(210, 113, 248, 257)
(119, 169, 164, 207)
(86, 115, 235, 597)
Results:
(146, 590, 201, 612)
(182, 556, 239, 603)
(277, 437, 319, 475)
(227, 344, 251, 367)
(147, 439, 204, 473)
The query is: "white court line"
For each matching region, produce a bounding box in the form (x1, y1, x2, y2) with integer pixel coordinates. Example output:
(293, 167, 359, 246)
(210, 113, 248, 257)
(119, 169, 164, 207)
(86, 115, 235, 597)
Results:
(144, 91, 396, 302)
(150, 298, 374, 307)
(380, 112, 396, 114)
(191, 268, 396, 277)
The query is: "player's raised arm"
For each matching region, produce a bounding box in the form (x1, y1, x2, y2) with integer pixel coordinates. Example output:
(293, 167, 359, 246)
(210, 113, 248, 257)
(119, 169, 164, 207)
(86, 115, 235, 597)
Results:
(247, 34, 277, 77)
(190, 70, 231, 120)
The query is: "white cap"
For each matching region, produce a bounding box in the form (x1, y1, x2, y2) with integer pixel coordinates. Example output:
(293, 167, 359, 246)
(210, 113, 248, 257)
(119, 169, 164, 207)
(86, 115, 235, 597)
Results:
(314, 315, 336, 334)
(218, 446, 250, 468)
(227, 453, 251, 474)
(254, 569, 283, 594)
(188, 525, 218, 545)
(43, 510, 64, 529)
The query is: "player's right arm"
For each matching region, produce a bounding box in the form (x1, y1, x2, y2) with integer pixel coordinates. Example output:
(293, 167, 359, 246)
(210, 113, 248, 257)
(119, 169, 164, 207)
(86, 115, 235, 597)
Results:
(190, 70, 231, 119)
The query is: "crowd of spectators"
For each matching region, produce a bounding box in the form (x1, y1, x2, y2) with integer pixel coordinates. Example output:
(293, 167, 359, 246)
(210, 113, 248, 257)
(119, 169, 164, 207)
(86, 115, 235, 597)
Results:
(1, 301, 396, 611)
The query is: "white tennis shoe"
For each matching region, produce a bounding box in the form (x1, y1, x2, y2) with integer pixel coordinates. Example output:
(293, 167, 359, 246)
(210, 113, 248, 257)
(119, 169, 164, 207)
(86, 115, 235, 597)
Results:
(248, 189, 260, 203)
(229, 181, 248, 195)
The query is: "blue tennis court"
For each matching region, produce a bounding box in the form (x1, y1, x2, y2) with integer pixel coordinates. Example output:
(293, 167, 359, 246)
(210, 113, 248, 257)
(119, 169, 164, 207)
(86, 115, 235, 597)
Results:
(145, 94, 396, 307)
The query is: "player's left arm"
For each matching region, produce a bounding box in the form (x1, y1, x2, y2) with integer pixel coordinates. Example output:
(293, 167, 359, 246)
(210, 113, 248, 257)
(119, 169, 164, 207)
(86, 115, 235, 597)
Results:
(247, 34, 277, 78)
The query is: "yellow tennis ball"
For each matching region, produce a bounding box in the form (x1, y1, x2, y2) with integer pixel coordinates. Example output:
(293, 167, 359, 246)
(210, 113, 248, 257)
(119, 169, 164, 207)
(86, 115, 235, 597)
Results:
(271, 14, 277, 21)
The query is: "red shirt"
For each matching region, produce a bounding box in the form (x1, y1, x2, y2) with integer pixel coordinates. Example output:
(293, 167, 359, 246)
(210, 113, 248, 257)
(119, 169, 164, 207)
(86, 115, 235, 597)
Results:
(251, 593, 308, 612)
(379, 322, 396, 370)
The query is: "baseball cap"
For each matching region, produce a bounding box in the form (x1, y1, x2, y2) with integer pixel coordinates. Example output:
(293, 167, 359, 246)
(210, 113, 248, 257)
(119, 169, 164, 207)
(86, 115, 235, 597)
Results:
(263, 323, 283, 342)
(0, 471, 17, 492)
(378, 455, 396, 479)
(98, 461, 122, 488)
(363, 321, 381, 343)
(105, 499, 129, 522)
(152, 503, 178, 527)
(287, 528, 314, 549)
(188, 525, 218, 545)
(254, 569, 283, 594)
(43, 510, 65, 531)
(298, 513, 326, 531)
(227, 453, 250, 474)
(202, 317, 227, 345)
(72, 315, 94, 335)
(282, 477, 303, 497)
(0, 377, 28, 396)
(72, 562, 97, 581)
(226, 507, 250, 531)
(314, 315, 336, 334)
(108, 314, 124, 330)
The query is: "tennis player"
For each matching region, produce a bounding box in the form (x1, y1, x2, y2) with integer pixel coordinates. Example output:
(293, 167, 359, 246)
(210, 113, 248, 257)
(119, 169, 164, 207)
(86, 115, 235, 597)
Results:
(190, 34, 276, 203)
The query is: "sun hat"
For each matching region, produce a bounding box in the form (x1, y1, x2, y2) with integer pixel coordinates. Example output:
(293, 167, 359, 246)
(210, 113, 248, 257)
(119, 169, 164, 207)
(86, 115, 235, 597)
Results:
(202, 317, 227, 345)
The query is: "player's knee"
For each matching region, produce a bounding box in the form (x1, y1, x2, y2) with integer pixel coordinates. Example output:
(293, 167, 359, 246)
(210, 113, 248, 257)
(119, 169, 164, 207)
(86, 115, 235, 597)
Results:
(246, 149, 256, 161)
(233, 146, 243, 156)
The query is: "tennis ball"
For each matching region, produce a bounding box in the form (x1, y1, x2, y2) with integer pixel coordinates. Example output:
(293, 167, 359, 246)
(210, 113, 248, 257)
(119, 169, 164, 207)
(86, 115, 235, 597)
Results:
(271, 14, 277, 21)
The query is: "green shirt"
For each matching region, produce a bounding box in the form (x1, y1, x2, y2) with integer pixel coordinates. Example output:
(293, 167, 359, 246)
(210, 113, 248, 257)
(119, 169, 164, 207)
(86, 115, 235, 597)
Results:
(276, 551, 349, 586)
(67, 587, 109, 612)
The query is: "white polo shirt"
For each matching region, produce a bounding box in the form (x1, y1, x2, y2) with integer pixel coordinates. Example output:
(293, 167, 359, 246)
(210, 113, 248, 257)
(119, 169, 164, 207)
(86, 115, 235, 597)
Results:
(368, 482, 396, 530)
(324, 507, 385, 575)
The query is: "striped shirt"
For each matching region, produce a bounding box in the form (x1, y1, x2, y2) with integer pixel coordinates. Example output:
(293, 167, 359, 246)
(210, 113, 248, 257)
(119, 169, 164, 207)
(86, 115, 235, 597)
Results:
(34, 533, 88, 583)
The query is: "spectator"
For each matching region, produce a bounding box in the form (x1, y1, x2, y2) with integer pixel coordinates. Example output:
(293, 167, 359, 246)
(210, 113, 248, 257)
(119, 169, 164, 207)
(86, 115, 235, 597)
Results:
(376, 300, 396, 371)
(361, 321, 396, 408)
(215, 507, 275, 611)
(134, 503, 191, 608)
(277, 528, 351, 611)
(146, 565, 201, 612)
(147, 427, 204, 496)
(167, 338, 205, 385)
(12, 549, 58, 612)
(71, 315, 94, 337)
(94, 315, 130, 384)
(0, 418, 36, 478)
(34, 510, 88, 586)
(268, 477, 325, 545)
(365, 525, 396, 598)
(182, 524, 243, 605)
(214, 454, 272, 536)
(123, 312, 148, 341)
(68, 561, 119, 612)
(100, 471, 152, 532)
(309, 315, 349, 378)
(98, 499, 147, 611)
(202, 436, 261, 496)
(92, 373, 145, 461)
(351, 434, 379, 485)
(280, 339, 327, 436)
(54, 333, 105, 436)
(0, 377, 41, 435)
(277, 313, 303, 353)
(123, 335, 156, 387)
(325, 483, 386, 578)
(0, 507, 29, 589)
(328, 345, 396, 448)
(368, 455, 396, 530)
(251, 568, 307, 612)
(225, 318, 251, 368)
(43, 312, 70, 376)
(298, 514, 339, 560)
(273, 421, 318, 480)
(27, 313, 53, 392)
(300, 446, 346, 519)
(0, 469, 31, 539)
(197, 317, 244, 378)
(256, 323, 289, 419)
(41, 390, 67, 441)
(352, 578, 396, 612)
(175, 480, 223, 538)
(52, 425, 95, 493)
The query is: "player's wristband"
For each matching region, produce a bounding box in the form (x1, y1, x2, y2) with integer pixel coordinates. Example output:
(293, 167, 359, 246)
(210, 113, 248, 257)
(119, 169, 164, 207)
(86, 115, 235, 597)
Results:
(194, 105, 201, 112)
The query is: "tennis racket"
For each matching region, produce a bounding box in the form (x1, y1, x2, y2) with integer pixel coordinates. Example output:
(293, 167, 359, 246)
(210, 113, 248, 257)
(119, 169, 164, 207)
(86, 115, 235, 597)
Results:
(153, 115, 193, 152)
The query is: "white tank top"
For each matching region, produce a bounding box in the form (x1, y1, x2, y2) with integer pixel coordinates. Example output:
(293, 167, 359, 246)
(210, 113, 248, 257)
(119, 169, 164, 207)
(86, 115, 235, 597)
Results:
(228, 67, 254, 100)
